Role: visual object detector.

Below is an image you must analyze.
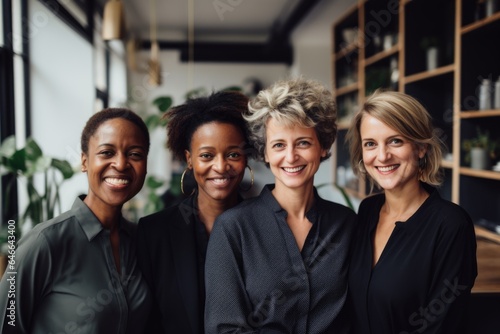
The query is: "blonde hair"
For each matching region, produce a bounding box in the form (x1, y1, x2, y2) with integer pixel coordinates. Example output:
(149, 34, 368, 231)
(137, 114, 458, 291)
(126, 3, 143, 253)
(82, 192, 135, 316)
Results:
(244, 77, 337, 162)
(346, 90, 444, 187)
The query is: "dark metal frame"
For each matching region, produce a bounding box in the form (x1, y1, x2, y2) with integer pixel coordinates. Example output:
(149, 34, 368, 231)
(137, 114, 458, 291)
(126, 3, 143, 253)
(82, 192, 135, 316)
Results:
(1, 0, 107, 222)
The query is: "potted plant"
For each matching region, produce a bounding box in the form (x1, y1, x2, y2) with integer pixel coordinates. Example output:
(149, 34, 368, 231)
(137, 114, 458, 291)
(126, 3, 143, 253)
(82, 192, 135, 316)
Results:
(420, 36, 439, 71)
(0, 136, 75, 275)
(462, 127, 499, 169)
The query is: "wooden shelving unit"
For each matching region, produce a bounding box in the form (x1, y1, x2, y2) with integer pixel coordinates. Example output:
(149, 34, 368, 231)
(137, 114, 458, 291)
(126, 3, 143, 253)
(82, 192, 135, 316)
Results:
(331, 0, 500, 293)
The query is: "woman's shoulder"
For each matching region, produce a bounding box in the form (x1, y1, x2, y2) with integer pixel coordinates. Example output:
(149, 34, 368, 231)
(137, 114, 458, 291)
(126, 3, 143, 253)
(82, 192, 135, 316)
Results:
(218, 195, 263, 221)
(358, 192, 385, 213)
(317, 195, 357, 219)
(426, 194, 473, 229)
(138, 197, 194, 228)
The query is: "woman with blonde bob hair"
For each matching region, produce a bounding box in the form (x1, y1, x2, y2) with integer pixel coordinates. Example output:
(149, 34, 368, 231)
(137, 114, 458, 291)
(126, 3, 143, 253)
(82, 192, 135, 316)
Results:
(346, 90, 477, 334)
(204, 77, 356, 333)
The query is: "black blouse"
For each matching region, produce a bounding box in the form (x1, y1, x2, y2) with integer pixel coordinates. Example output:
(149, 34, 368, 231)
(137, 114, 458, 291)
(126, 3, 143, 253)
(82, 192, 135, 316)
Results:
(205, 185, 356, 333)
(348, 185, 477, 334)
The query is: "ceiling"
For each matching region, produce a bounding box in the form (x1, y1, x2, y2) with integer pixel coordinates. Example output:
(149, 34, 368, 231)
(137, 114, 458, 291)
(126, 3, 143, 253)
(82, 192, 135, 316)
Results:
(96, 0, 326, 64)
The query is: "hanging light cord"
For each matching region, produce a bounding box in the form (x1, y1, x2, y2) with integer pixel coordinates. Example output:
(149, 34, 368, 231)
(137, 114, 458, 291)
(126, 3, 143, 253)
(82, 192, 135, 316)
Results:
(150, 0, 157, 43)
(188, 0, 194, 90)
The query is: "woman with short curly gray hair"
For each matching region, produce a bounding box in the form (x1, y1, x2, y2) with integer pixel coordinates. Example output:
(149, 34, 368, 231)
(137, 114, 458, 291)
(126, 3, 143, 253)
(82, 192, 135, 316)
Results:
(244, 77, 337, 162)
(204, 77, 356, 334)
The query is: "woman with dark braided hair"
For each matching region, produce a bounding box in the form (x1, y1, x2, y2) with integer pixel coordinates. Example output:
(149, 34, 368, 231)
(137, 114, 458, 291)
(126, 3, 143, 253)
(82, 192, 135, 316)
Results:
(136, 90, 253, 334)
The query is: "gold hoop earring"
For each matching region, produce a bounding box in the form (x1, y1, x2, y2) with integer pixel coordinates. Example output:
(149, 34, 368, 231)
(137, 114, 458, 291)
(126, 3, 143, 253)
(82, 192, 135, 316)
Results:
(239, 165, 254, 192)
(180, 168, 194, 195)
(358, 159, 366, 174)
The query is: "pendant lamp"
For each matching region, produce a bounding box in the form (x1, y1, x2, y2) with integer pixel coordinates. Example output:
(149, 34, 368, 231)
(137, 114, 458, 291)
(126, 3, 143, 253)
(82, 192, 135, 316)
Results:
(126, 37, 138, 71)
(148, 0, 161, 86)
(102, 0, 125, 40)
(148, 41, 162, 86)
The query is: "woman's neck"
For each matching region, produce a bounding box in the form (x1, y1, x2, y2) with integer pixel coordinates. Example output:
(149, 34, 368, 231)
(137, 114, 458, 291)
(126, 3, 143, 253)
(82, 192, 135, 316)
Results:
(272, 182, 315, 219)
(197, 193, 239, 234)
(83, 197, 121, 230)
(382, 182, 429, 220)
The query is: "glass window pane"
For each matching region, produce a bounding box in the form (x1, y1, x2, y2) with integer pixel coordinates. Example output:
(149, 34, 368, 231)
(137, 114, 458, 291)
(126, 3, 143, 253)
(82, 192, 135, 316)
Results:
(109, 50, 127, 107)
(14, 54, 26, 145)
(12, 0, 22, 54)
(94, 16, 107, 91)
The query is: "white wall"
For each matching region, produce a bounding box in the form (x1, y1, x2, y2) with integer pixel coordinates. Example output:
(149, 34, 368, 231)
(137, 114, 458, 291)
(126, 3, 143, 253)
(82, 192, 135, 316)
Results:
(127, 49, 288, 194)
(29, 0, 95, 214)
(290, 0, 358, 206)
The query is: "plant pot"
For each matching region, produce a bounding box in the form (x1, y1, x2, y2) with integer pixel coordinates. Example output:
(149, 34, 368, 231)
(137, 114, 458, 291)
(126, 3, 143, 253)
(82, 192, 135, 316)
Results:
(426, 47, 438, 71)
(470, 147, 490, 170)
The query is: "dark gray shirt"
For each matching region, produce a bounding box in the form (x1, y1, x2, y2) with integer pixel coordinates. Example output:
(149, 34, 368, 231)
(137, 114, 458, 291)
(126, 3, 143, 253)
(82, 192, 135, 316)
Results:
(0, 197, 152, 334)
(205, 185, 356, 334)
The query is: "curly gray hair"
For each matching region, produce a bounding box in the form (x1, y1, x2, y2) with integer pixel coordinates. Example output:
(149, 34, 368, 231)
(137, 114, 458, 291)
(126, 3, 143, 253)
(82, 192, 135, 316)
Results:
(244, 77, 337, 162)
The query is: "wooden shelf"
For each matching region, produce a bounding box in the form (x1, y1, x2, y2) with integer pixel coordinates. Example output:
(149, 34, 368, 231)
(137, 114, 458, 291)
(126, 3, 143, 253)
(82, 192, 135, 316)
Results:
(335, 43, 359, 61)
(475, 225, 500, 244)
(441, 159, 454, 169)
(473, 231, 500, 293)
(335, 82, 358, 96)
(403, 64, 455, 84)
(461, 110, 500, 118)
(460, 167, 500, 180)
(364, 45, 399, 66)
(462, 11, 500, 35)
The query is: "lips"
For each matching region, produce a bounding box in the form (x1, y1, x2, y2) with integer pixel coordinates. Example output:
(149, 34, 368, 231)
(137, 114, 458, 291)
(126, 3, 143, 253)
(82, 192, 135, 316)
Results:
(211, 177, 231, 185)
(282, 166, 305, 173)
(104, 177, 131, 186)
(376, 165, 399, 173)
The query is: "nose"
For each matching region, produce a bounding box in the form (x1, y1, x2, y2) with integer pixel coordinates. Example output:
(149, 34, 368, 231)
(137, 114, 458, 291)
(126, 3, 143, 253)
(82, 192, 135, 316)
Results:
(377, 144, 391, 162)
(285, 146, 297, 163)
(113, 153, 129, 170)
(213, 155, 229, 173)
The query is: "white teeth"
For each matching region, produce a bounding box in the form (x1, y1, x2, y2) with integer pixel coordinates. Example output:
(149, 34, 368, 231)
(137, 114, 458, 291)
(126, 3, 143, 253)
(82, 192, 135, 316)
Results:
(378, 165, 397, 172)
(212, 178, 229, 184)
(105, 178, 130, 185)
(283, 166, 305, 173)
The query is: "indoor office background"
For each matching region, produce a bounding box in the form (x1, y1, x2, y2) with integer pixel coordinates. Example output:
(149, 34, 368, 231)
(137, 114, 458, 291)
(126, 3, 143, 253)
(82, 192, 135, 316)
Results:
(0, 0, 499, 332)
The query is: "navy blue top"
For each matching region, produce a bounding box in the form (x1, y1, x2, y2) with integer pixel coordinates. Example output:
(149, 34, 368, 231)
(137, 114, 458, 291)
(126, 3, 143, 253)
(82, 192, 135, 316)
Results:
(348, 185, 477, 334)
(205, 184, 356, 333)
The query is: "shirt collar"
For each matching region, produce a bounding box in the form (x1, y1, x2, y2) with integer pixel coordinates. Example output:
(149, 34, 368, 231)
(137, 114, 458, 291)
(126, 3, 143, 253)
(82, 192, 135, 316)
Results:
(260, 184, 320, 224)
(72, 195, 133, 241)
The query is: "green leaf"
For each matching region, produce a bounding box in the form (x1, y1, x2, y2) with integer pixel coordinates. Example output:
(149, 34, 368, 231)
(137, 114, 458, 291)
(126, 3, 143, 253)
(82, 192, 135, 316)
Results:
(24, 138, 43, 162)
(152, 96, 173, 112)
(0, 135, 17, 158)
(146, 175, 165, 189)
(221, 85, 242, 92)
(7, 149, 27, 173)
(51, 159, 74, 179)
(26, 156, 51, 175)
(145, 114, 161, 130)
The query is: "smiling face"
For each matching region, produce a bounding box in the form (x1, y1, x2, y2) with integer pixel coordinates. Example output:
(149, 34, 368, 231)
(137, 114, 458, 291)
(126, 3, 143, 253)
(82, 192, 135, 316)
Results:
(185, 122, 247, 204)
(81, 118, 148, 212)
(360, 114, 425, 192)
(264, 118, 327, 192)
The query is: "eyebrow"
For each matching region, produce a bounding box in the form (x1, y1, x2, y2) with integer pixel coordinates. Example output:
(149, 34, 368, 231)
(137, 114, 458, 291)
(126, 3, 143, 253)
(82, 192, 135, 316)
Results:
(269, 136, 314, 143)
(97, 143, 146, 150)
(362, 134, 401, 141)
(196, 145, 243, 151)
